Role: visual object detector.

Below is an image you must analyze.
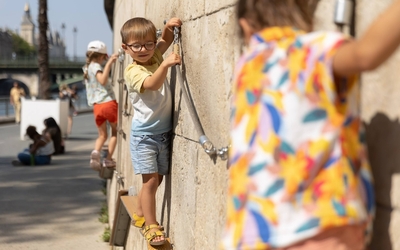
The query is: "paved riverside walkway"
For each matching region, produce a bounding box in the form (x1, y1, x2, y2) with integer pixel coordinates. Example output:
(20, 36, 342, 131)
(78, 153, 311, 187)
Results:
(0, 114, 109, 250)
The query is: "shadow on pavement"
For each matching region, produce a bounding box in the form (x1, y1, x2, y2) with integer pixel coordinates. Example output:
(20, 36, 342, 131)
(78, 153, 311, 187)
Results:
(0, 147, 105, 245)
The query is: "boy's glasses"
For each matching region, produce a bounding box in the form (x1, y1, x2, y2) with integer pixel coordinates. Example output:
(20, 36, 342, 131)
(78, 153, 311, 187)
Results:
(126, 41, 157, 52)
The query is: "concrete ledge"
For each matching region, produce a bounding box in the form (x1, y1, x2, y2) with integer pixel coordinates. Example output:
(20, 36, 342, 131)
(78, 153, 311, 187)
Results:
(110, 190, 129, 247)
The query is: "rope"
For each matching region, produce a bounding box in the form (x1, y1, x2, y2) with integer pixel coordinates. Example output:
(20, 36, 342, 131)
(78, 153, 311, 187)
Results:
(111, 62, 116, 87)
(172, 27, 229, 161)
(115, 48, 126, 190)
(123, 84, 129, 116)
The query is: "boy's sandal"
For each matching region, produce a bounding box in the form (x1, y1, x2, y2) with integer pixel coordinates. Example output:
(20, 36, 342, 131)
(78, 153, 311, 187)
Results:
(139, 222, 164, 236)
(131, 213, 145, 228)
(131, 214, 164, 233)
(142, 224, 166, 246)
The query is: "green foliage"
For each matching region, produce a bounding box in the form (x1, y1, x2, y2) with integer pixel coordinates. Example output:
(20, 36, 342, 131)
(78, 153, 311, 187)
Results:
(9, 31, 36, 57)
(98, 181, 110, 242)
(101, 179, 107, 195)
(98, 202, 109, 224)
(102, 226, 111, 242)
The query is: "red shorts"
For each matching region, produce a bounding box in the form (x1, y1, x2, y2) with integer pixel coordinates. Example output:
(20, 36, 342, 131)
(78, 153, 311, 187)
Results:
(93, 100, 118, 126)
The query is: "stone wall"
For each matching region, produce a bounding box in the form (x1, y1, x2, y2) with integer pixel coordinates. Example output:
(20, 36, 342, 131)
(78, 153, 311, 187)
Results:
(108, 0, 400, 249)
(356, 1, 400, 250)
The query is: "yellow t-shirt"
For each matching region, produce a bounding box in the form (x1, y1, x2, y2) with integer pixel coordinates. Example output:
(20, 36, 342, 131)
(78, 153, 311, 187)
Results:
(123, 48, 172, 135)
(124, 48, 163, 93)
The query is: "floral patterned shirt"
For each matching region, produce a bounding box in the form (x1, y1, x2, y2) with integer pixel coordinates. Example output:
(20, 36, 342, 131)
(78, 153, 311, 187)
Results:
(221, 27, 374, 249)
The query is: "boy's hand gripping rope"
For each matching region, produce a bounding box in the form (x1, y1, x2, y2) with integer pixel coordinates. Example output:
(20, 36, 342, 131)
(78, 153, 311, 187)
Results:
(172, 26, 229, 161)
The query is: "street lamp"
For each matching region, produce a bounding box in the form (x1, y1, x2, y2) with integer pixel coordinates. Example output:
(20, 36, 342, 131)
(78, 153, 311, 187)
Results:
(61, 23, 65, 41)
(61, 23, 66, 60)
(73, 26, 77, 61)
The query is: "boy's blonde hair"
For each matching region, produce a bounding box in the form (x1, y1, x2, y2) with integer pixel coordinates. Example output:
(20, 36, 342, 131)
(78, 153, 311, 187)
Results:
(237, 0, 319, 36)
(120, 17, 157, 44)
(83, 51, 106, 80)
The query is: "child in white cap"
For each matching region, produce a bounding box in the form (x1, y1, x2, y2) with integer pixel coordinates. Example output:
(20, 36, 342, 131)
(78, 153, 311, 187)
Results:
(83, 40, 118, 170)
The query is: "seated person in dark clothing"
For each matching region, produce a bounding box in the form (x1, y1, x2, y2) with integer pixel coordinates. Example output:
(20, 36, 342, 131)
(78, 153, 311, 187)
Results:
(43, 117, 65, 155)
(12, 125, 55, 166)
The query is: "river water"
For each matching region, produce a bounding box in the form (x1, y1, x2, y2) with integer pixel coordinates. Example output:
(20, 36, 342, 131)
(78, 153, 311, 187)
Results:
(0, 90, 90, 117)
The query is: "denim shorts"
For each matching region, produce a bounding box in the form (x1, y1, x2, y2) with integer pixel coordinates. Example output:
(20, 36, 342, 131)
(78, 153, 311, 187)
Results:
(130, 131, 171, 175)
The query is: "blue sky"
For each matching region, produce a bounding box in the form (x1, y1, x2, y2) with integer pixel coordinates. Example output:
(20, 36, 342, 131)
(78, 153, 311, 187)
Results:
(0, 0, 113, 58)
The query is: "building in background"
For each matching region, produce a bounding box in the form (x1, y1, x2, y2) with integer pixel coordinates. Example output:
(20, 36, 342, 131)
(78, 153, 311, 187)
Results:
(0, 30, 13, 59)
(20, 3, 35, 46)
(47, 30, 65, 59)
(0, 3, 67, 61)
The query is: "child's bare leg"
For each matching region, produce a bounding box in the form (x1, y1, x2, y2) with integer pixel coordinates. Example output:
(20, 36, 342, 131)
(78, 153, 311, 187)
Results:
(67, 115, 73, 135)
(158, 174, 164, 186)
(138, 173, 164, 243)
(136, 174, 164, 216)
(94, 122, 108, 152)
(136, 188, 144, 217)
(106, 122, 117, 160)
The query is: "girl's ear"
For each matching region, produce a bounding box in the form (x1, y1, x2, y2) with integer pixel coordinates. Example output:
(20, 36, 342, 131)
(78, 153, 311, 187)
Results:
(121, 44, 128, 51)
(239, 18, 255, 45)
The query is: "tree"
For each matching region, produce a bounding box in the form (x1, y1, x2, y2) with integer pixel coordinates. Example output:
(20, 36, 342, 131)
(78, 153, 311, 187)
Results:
(10, 32, 36, 58)
(38, 0, 50, 99)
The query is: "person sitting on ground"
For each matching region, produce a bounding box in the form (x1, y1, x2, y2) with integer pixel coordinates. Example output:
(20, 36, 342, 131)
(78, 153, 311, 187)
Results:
(12, 125, 55, 166)
(43, 117, 65, 155)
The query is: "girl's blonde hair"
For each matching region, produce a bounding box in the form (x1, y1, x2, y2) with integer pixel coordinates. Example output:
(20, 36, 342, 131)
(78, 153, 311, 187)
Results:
(83, 51, 106, 80)
(120, 17, 157, 44)
(59, 84, 68, 91)
(237, 0, 319, 36)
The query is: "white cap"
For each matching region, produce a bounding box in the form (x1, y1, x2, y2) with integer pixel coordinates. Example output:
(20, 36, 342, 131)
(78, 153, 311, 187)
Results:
(87, 40, 107, 54)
